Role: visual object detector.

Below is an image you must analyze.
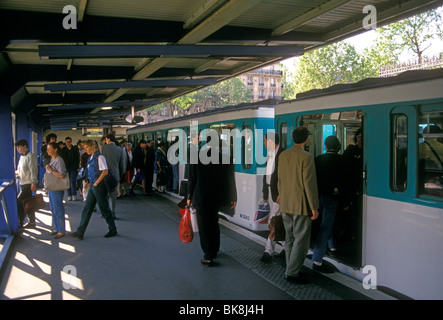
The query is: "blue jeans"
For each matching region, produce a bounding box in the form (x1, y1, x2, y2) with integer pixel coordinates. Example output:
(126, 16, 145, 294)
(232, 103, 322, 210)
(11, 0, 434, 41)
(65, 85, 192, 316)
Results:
(49, 190, 66, 233)
(76, 182, 117, 236)
(312, 195, 338, 264)
(67, 169, 78, 197)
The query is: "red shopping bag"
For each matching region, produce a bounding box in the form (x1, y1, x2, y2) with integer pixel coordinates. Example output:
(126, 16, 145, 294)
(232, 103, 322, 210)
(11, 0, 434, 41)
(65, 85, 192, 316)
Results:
(179, 207, 194, 243)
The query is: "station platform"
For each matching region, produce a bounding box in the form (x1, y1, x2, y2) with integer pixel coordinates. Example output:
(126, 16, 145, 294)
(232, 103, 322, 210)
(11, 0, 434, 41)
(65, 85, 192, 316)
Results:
(0, 188, 394, 302)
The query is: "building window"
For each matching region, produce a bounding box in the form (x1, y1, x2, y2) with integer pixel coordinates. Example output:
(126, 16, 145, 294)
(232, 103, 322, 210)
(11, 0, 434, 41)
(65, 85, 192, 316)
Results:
(259, 77, 264, 86)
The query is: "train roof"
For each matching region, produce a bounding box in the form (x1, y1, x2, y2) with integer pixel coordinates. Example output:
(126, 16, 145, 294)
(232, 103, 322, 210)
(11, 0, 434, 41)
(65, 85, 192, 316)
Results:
(295, 68, 443, 100)
(276, 68, 443, 114)
(127, 99, 277, 134)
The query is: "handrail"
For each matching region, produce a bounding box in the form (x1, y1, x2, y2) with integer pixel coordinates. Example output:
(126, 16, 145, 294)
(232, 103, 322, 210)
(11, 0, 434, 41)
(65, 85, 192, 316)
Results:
(0, 179, 15, 236)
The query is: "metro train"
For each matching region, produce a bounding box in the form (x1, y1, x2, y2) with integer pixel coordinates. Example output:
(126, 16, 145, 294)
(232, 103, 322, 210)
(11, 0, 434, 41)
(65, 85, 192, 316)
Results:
(275, 68, 443, 300)
(126, 100, 276, 231)
(127, 69, 443, 299)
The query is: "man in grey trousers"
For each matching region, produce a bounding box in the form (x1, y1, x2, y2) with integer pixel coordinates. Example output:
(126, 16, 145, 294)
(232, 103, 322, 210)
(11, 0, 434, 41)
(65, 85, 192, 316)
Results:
(277, 127, 319, 284)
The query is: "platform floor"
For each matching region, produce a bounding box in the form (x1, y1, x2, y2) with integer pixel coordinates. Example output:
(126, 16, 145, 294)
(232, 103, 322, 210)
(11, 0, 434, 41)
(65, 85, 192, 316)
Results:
(0, 189, 394, 301)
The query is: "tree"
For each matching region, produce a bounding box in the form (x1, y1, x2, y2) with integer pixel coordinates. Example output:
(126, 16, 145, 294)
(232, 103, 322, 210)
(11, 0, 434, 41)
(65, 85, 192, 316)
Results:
(291, 42, 376, 95)
(193, 77, 252, 109)
(376, 8, 443, 63)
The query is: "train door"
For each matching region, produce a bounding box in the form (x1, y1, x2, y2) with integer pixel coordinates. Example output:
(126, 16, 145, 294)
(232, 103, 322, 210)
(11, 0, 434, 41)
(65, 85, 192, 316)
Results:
(297, 111, 364, 268)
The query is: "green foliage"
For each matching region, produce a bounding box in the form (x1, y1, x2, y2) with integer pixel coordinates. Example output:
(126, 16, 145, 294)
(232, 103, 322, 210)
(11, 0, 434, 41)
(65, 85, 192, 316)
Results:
(376, 8, 443, 63)
(193, 77, 252, 108)
(290, 42, 376, 95)
(152, 77, 252, 115)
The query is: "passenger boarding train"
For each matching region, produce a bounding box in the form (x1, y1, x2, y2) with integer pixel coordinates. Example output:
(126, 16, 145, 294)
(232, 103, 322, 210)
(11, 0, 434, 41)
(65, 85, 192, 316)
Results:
(127, 69, 443, 299)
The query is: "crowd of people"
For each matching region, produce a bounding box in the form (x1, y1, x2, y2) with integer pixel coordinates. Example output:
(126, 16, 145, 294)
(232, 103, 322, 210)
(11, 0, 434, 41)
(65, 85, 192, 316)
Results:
(15, 127, 364, 284)
(15, 133, 181, 240)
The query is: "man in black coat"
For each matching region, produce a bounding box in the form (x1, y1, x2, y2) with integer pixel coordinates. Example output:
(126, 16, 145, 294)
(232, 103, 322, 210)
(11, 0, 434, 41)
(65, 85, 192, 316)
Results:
(187, 137, 237, 265)
(260, 132, 285, 262)
(312, 135, 349, 273)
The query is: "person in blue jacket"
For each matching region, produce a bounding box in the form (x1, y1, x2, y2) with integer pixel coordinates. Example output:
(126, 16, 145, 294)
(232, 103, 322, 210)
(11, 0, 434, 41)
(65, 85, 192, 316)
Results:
(72, 140, 117, 240)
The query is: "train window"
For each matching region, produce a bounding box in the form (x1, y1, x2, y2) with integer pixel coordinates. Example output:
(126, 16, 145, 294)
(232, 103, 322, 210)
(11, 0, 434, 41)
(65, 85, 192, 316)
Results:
(242, 124, 252, 169)
(391, 114, 408, 193)
(279, 122, 287, 149)
(209, 123, 235, 158)
(418, 111, 443, 198)
(322, 124, 337, 153)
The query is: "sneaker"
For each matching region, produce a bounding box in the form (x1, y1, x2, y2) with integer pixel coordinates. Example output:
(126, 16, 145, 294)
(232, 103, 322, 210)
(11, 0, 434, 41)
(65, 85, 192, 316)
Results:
(72, 196, 76, 201)
(68, 196, 72, 201)
(260, 252, 272, 263)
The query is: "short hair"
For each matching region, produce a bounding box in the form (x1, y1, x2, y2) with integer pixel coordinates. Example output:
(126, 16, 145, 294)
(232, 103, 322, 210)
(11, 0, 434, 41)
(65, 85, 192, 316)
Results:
(265, 132, 280, 145)
(324, 135, 340, 151)
(65, 137, 72, 141)
(15, 139, 28, 148)
(292, 126, 310, 144)
(106, 134, 116, 142)
(45, 133, 57, 143)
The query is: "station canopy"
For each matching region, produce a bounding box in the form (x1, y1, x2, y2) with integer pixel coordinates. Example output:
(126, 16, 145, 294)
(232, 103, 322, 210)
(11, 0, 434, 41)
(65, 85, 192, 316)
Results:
(1, 0, 442, 130)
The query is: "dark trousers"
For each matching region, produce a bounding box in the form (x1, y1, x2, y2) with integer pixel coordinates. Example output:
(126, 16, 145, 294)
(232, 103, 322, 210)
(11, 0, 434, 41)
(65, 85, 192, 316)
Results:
(17, 184, 34, 226)
(77, 183, 117, 236)
(145, 168, 154, 192)
(196, 207, 220, 260)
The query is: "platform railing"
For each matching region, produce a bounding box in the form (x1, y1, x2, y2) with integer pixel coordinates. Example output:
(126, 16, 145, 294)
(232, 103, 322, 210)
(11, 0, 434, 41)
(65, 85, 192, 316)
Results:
(0, 179, 15, 237)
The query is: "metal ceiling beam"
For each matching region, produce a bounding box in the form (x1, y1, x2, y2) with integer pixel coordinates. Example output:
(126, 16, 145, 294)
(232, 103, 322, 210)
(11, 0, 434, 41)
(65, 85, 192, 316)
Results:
(45, 78, 218, 92)
(272, 0, 352, 36)
(39, 44, 304, 59)
(47, 100, 161, 111)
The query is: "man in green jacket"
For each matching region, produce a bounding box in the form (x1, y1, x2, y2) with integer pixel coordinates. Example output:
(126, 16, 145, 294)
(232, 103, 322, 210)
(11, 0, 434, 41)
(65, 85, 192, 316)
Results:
(277, 126, 319, 284)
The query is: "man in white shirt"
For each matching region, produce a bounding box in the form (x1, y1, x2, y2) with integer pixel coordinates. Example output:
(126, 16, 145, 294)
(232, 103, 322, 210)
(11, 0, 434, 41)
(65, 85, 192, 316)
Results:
(260, 132, 285, 262)
(15, 139, 38, 229)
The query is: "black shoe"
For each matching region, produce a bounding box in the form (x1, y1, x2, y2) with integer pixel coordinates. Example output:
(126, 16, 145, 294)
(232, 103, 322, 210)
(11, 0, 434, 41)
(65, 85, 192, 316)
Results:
(104, 230, 118, 238)
(312, 263, 335, 274)
(285, 273, 309, 285)
(71, 231, 84, 240)
(260, 252, 272, 263)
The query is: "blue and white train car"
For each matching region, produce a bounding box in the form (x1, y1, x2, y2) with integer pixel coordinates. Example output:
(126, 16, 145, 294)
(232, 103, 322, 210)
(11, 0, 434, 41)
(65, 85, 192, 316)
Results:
(127, 100, 276, 231)
(275, 69, 443, 299)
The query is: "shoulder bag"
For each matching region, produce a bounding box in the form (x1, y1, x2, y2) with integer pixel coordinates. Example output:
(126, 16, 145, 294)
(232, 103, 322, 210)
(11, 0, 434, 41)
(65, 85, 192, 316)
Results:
(44, 172, 70, 191)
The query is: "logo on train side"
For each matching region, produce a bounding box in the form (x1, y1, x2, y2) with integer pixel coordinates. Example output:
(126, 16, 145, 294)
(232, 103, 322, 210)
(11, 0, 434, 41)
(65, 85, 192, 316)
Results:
(166, 120, 271, 170)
